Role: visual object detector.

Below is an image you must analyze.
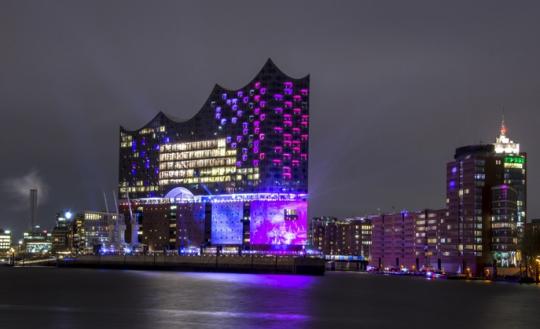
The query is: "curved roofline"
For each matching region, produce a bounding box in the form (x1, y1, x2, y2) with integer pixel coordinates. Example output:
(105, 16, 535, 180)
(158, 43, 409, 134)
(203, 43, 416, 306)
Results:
(120, 111, 177, 133)
(120, 59, 309, 133)
(214, 58, 310, 91)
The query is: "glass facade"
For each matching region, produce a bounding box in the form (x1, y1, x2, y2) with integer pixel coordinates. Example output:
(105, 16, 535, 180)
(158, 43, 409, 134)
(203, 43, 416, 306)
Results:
(118, 60, 309, 249)
(119, 59, 309, 198)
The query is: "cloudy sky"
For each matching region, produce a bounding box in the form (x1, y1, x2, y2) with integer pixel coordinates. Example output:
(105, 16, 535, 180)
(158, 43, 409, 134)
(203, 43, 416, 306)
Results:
(1, 0, 539, 236)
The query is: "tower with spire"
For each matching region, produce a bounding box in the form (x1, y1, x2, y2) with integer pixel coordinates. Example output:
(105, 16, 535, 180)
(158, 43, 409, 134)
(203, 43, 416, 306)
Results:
(494, 116, 520, 154)
(444, 118, 527, 273)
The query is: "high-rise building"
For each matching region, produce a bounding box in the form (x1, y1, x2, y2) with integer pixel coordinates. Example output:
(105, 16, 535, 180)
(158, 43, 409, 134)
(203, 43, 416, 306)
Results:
(446, 119, 526, 271)
(51, 211, 75, 254)
(491, 185, 519, 266)
(118, 59, 310, 252)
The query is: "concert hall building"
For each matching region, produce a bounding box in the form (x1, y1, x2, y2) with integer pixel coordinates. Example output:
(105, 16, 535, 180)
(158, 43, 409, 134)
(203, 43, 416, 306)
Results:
(118, 59, 309, 253)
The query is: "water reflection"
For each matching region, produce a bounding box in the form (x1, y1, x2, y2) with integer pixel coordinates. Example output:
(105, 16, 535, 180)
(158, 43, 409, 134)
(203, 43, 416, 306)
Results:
(129, 271, 315, 329)
(1, 268, 539, 329)
(179, 272, 317, 288)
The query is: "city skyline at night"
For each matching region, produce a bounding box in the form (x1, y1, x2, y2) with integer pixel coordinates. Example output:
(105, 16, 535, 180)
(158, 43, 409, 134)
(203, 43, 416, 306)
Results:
(1, 1, 539, 239)
(1, 2, 540, 328)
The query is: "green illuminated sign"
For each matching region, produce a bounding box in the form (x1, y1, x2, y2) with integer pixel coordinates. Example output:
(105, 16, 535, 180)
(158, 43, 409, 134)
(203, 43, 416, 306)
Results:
(504, 156, 525, 164)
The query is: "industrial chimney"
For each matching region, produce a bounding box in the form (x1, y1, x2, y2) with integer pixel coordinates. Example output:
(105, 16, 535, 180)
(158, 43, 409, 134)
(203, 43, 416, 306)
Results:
(30, 188, 37, 230)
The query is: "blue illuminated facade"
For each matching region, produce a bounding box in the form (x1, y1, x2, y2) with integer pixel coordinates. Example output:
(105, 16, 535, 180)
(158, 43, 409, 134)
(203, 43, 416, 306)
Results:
(211, 202, 244, 245)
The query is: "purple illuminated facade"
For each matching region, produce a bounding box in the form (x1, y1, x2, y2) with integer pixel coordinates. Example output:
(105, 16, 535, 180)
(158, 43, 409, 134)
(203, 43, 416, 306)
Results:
(118, 60, 309, 251)
(250, 200, 308, 246)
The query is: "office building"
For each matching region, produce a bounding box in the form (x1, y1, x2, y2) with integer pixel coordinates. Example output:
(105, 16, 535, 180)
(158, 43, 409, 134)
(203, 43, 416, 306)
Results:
(51, 211, 75, 254)
(23, 227, 52, 254)
(446, 120, 526, 271)
(79, 211, 126, 254)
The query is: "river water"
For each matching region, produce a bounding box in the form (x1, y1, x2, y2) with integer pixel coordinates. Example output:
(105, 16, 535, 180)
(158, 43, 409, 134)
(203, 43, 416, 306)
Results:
(0, 267, 538, 329)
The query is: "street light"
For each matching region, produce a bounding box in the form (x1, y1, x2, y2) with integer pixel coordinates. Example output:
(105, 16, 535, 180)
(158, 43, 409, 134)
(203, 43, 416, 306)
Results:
(65, 211, 73, 220)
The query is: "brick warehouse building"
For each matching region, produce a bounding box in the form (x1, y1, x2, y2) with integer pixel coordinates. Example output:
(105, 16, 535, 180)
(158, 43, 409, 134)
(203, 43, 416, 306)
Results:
(370, 209, 448, 271)
(310, 217, 372, 260)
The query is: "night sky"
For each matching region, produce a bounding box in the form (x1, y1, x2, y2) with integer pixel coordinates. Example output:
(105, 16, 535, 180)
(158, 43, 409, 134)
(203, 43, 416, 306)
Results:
(1, 0, 539, 236)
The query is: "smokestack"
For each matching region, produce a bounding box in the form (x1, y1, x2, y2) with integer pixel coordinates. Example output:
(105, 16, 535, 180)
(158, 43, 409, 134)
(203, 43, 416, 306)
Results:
(30, 188, 37, 230)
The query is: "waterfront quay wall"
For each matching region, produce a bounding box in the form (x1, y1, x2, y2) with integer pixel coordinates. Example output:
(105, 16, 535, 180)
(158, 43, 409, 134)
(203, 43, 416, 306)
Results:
(54, 254, 325, 275)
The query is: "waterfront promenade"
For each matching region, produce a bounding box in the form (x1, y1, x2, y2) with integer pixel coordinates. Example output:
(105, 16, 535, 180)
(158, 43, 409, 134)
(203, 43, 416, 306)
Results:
(41, 254, 325, 275)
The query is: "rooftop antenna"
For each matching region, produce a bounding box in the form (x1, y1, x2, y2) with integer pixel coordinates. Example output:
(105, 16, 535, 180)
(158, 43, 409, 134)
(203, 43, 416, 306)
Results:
(103, 191, 110, 213)
(500, 113, 507, 136)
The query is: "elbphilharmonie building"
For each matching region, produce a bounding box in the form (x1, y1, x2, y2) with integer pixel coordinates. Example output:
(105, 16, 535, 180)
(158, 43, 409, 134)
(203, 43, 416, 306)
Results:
(118, 59, 309, 252)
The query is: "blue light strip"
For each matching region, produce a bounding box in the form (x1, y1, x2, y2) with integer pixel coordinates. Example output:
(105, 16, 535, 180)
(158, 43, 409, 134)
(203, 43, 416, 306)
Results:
(127, 193, 308, 204)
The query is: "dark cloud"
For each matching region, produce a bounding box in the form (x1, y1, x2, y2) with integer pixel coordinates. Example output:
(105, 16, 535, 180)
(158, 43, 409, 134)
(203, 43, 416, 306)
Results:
(2, 170, 48, 209)
(1, 0, 539, 236)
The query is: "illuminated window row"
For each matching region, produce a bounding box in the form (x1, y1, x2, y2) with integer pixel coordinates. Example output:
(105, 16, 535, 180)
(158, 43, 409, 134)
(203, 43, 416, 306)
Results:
(159, 173, 259, 185)
(121, 134, 133, 142)
(160, 139, 226, 152)
(504, 163, 523, 169)
(85, 213, 104, 220)
(139, 128, 155, 135)
(159, 166, 238, 179)
(492, 222, 517, 229)
(120, 186, 159, 193)
(159, 157, 237, 170)
(238, 168, 258, 174)
(159, 148, 235, 161)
